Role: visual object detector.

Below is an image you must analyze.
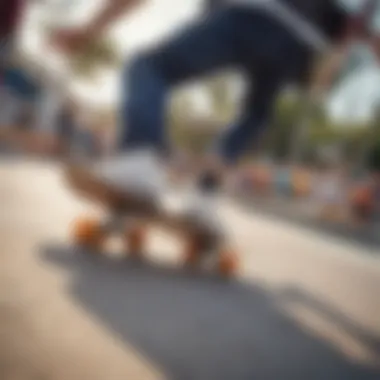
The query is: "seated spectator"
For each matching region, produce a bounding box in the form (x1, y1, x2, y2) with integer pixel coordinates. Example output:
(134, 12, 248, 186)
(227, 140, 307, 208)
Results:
(248, 164, 271, 196)
(313, 164, 347, 222)
(292, 166, 313, 198)
(353, 170, 380, 225)
(237, 164, 254, 195)
(274, 163, 292, 197)
(350, 182, 374, 225)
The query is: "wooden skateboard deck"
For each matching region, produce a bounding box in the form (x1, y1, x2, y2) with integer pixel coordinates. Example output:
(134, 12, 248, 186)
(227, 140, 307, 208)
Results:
(64, 162, 238, 277)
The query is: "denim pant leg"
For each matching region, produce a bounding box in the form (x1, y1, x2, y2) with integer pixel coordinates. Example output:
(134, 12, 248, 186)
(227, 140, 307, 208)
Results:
(216, 67, 286, 163)
(119, 8, 241, 152)
(120, 7, 304, 162)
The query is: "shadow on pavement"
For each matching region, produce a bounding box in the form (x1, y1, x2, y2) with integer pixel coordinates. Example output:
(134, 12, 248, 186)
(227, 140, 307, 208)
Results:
(276, 287, 380, 361)
(41, 245, 380, 380)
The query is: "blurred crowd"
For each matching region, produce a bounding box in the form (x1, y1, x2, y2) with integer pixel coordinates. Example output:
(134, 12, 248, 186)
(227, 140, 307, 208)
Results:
(169, 152, 380, 229)
(0, 61, 114, 157)
(0, 0, 112, 158)
(228, 161, 380, 228)
(1, 1, 379, 234)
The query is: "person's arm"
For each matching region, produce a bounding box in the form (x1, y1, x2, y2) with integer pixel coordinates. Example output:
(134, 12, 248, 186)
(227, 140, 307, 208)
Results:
(310, 0, 376, 98)
(310, 22, 365, 98)
(52, 0, 146, 52)
(83, 0, 146, 36)
(309, 42, 350, 99)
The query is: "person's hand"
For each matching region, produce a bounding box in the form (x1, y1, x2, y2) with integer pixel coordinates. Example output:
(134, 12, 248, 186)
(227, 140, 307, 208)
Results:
(49, 27, 93, 55)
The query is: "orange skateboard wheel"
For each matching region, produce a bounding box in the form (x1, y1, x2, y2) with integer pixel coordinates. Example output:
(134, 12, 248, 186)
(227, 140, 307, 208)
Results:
(218, 250, 238, 278)
(72, 216, 105, 250)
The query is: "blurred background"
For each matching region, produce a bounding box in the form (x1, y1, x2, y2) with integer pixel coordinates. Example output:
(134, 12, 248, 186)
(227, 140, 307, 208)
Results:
(1, 0, 379, 237)
(0, 1, 379, 379)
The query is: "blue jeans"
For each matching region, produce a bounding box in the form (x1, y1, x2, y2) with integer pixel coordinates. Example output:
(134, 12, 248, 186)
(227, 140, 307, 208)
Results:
(121, 6, 308, 163)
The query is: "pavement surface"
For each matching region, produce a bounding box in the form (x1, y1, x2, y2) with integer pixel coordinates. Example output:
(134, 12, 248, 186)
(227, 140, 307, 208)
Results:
(235, 195, 380, 251)
(1, 158, 380, 380)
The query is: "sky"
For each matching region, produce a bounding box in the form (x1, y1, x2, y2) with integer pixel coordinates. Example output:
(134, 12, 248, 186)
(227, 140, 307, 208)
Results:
(330, 0, 380, 124)
(22, 0, 380, 124)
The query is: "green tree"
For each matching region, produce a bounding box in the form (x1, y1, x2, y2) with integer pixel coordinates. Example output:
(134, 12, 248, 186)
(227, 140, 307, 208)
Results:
(206, 74, 235, 123)
(169, 89, 218, 153)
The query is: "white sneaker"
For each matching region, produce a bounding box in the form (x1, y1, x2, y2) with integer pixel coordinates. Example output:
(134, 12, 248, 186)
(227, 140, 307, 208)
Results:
(89, 151, 224, 238)
(182, 186, 225, 236)
(93, 149, 167, 202)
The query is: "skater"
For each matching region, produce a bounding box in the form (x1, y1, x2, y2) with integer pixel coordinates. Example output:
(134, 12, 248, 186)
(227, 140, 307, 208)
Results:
(52, 0, 377, 233)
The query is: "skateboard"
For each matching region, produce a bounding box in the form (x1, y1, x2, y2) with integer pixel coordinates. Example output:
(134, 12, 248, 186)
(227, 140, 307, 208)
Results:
(64, 162, 238, 278)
